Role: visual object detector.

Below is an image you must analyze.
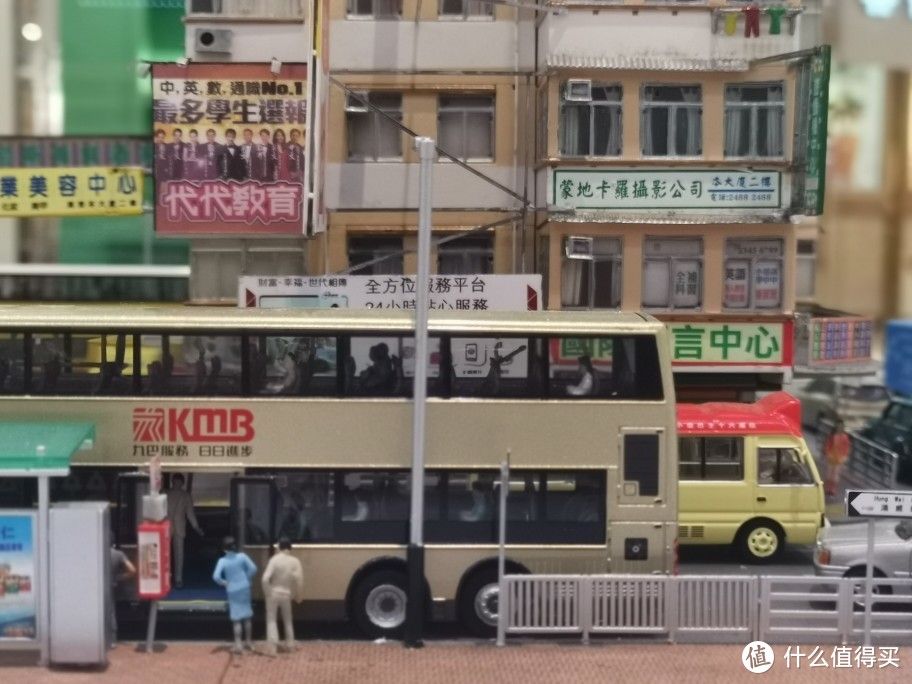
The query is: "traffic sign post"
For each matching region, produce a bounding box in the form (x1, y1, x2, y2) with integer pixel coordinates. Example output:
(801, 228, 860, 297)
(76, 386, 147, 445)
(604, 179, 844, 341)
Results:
(844, 490, 911, 646)
(846, 490, 912, 517)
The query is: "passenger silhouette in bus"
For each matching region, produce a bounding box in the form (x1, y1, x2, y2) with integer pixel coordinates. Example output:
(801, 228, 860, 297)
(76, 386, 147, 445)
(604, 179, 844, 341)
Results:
(458, 481, 491, 522)
(342, 483, 370, 522)
(0, 357, 10, 392)
(39, 353, 62, 393)
(566, 356, 598, 397)
(343, 356, 357, 395)
(249, 343, 268, 394)
(295, 346, 318, 395)
(244, 508, 269, 545)
(192, 348, 207, 394)
(360, 343, 394, 395)
(93, 361, 123, 396)
(146, 361, 165, 395)
(481, 342, 526, 395)
(205, 355, 222, 394)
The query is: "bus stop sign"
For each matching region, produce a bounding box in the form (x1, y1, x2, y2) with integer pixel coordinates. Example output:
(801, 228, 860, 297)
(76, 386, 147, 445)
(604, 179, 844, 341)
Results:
(846, 490, 912, 518)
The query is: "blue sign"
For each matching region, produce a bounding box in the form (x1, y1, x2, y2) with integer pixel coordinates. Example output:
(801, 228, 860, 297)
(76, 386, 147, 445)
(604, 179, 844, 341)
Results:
(0, 514, 36, 640)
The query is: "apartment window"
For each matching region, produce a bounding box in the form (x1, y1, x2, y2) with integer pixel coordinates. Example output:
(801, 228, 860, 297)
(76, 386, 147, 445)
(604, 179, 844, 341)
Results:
(724, 83, 785, 158)
(723, 238, 783, 310)
(641, 85, 702, 157)
(642, 238, 702, 310)
(437, 236, 494, 275)
(347, 93, 403, 161)
(796, 239, 817, 300)
(561, 237, 622, 309)
(559, 83, 622, 158)
(348, 237, 404, 275)
(439, 0, 494, 19)
(438, 96, 494, 162)
(347, 0, 402, 18)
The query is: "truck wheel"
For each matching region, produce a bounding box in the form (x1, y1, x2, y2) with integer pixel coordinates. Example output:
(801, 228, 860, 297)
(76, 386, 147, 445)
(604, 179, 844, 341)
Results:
(737, 521, 783, 564)
(352, 570, 408, 639)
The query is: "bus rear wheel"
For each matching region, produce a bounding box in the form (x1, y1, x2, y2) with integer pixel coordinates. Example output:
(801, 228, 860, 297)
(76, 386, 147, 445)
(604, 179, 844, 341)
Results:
(737, 521, 783, 564)
(459, 569, 500, 639)
(352, 570, 408, 639)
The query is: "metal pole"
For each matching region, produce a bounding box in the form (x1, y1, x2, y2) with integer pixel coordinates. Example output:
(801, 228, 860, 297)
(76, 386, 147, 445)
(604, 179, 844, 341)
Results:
(145, 601, 159, 654)
(496, 453, 510, 647)
(405, 136, 436, 648)
(38, 476, 49, 666)
(864, 518, 875, 646)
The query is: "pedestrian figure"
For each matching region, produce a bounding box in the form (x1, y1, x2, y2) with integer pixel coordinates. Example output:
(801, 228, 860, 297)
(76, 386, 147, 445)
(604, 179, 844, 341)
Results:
(109, 545, 136, 647)
(261, 538, 304, 657)
(213, 536, 257, 655)
(824, 419, 851, 497)
(165, 473, 203, 588)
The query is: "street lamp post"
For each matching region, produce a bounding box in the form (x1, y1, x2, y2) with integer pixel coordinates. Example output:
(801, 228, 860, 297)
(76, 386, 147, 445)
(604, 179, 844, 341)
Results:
(405, 137, 436, 648)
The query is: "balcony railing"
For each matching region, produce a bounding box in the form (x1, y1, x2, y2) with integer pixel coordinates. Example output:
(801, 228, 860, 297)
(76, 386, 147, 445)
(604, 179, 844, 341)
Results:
(186, 0, 306, 20)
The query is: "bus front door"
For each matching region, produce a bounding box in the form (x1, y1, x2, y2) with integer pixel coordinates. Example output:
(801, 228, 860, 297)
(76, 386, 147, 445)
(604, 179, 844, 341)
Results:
(229, 477, 278, 575)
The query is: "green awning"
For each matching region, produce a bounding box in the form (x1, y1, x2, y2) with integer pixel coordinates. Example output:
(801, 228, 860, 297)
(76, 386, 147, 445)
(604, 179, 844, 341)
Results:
(0, 423, 95, 476)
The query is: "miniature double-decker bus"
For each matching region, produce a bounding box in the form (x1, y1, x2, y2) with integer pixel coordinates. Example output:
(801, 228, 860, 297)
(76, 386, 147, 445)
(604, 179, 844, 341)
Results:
(0, 304, 676, 636)
(677, 392, 825, 563)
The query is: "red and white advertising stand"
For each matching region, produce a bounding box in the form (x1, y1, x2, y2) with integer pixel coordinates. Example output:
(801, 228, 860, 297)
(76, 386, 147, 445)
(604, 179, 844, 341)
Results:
(139, 456, 170, 653)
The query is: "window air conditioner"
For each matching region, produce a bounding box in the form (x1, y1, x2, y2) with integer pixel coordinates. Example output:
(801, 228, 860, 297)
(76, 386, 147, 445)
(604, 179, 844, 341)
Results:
(565, 80, 592, 103)
(345, 91, 370, 113)
(566, 237, 594, 259)
(189, 0, 222, 14)
(194, 28, 232, 53)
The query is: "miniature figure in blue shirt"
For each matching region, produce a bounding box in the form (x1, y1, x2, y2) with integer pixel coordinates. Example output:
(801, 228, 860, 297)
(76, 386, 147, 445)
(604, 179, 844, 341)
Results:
(213, 536, 257, 654)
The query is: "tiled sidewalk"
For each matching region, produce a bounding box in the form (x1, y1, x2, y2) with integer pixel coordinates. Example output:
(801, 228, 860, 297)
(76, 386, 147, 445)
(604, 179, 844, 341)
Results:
(1, 642, 909, 684)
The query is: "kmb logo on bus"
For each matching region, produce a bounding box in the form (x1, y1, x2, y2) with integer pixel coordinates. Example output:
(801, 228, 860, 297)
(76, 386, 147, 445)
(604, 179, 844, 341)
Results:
(133, 407, 255, 443)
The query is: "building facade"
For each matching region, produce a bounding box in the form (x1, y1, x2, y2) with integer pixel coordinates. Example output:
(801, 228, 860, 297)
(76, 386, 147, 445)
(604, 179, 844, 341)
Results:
(534, 0, 825, 399)
(180, 0, 872, 396)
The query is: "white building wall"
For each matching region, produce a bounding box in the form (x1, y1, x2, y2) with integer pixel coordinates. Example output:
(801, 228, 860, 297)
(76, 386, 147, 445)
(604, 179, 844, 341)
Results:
(326, 163, 519, 210)
(184, 23, 312, 62)
(330, 19, 535, 72)
(538, 10, 818, 67)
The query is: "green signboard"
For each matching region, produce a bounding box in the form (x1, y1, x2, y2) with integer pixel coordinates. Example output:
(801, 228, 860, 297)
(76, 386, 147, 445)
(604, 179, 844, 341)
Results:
(668, 322, 789, 367)
(805, 45, 831, 216)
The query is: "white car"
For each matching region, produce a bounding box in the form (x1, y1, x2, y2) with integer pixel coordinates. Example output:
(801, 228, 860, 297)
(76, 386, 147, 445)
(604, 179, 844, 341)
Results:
(815, 520, 912, 603)
(793, 376, 890, 433)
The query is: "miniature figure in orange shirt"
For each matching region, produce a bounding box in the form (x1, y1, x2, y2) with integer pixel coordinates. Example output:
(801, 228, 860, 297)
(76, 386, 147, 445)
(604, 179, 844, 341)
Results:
(824, 420, 851, 496)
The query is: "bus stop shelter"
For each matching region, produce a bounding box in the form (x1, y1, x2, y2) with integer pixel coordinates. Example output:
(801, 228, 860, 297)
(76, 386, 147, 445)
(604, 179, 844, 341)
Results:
(0, 422, 95, 666)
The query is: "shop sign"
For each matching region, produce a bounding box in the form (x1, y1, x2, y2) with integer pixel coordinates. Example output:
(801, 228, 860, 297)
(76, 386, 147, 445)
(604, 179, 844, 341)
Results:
(0, 166, 144, 218)
(805, 45, 831, 216)
(552, 169, 781, 211)
(810, 317, 874, 365)
(668, 321, 792, 369)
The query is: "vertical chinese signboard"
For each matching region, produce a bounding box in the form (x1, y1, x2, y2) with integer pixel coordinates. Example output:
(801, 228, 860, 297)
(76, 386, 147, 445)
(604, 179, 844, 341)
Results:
(805, 45, 831, 216)
(311, 0, 330, 234)
(152, 63, 310, 236)
(0, 513, 37, 641)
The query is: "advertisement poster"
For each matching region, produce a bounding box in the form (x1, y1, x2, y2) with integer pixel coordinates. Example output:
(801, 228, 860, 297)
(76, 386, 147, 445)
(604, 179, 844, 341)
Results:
(0, 513, 37, 641)
(152, 62, 310, 235)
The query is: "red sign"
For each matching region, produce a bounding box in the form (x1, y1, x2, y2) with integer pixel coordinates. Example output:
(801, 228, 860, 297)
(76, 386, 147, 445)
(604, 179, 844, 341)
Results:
(138, 520, 171, 600)
(133, 407, 255, 443)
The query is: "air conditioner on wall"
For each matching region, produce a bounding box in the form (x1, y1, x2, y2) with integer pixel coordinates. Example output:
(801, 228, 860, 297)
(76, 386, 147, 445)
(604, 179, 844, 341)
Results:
(566, 237, 594, 258)
(195, 28, 232, 53)
(564, 79, 592, 103)
(344, 91, 371, 113)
